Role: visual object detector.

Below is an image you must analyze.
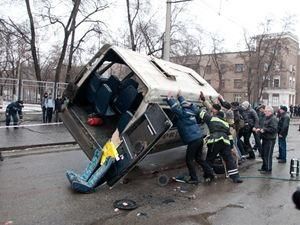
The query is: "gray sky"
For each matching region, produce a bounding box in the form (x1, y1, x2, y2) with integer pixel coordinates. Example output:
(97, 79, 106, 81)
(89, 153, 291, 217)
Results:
(105, 0, 300, 52)
(1, 0, 300, 55)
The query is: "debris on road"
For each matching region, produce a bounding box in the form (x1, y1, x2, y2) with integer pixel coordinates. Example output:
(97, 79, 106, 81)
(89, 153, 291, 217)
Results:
(113, 199, 138, 210)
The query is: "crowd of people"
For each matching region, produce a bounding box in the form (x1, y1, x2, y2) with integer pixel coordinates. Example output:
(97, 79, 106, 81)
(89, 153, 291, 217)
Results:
(0, 93, 66, 161)
(166, 91, 290, 184)
(41, 92, 66, 123)
(289, 105, 300, 118)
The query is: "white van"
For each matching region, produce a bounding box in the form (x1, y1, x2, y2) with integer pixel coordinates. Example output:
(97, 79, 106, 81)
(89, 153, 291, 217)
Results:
(61, 44, 218, 187)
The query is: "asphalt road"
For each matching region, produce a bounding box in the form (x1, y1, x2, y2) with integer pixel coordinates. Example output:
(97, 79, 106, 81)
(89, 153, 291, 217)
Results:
(0, 125, 300, 225)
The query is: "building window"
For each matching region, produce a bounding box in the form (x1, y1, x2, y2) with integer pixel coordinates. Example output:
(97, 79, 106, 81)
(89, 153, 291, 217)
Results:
(233, 93, 242, 102)
(293, 78, 295, 89)
(274, 79, 280, 88)
(263, 79, 269, 88)
(235, 64, 244, 73)
(221, 80, 225, 88)
(262, 93, 269, 105)
(220, 64, 226, 73)
(272, 94, 279, 106)
(205, 65, 212, 74)
(234, 79, 243, 88)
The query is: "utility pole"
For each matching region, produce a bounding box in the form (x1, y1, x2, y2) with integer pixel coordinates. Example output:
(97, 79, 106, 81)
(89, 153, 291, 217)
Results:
(163, 1, 171, 61)
(17, 60, 23, 101)
(163, 0, 192, 61)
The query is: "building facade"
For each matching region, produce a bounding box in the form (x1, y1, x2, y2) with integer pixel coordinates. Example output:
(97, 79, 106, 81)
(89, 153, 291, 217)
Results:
(172, 33, 300, 109)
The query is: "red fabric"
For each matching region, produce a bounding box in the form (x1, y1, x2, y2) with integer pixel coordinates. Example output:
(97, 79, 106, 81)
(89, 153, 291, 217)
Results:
(87, 117, 103, 126)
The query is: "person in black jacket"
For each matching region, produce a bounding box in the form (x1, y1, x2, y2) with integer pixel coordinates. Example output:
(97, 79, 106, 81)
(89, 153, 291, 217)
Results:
(289, 105, 294, 118)
(238, 101, 259, 159)
(277, 106, 290, 163)
(166, 91, 213, 184)
(255, 106, 278, 174)
(5, 100, 24, 126)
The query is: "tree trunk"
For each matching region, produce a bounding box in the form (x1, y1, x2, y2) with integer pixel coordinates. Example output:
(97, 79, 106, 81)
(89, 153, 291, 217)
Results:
(126, 0, 136, 51)
(25, 0, 41, 82)
(54, 0, 81, 97)
(65, 19, 76, 83)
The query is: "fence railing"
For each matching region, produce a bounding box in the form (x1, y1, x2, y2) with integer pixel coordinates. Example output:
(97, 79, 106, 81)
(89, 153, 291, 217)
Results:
(0, 78, 68, 104)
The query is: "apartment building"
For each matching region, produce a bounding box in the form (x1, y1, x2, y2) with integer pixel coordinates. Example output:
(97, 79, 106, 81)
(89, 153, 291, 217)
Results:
(172, 33, 300, 108)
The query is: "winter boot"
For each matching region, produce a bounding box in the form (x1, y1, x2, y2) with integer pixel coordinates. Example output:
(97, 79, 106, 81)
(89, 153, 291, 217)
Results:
(231, 175, 243, 183)
(246, 150, 255, 160)
(66, 149, 102, 184)
(71, 157, 114, 193)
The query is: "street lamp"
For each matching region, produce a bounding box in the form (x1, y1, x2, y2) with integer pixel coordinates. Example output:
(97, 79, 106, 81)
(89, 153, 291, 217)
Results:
(163, 0, 193, 61)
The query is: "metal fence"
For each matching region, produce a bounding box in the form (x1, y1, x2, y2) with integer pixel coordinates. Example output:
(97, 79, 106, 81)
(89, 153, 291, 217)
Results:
(0, 78, 68, 104)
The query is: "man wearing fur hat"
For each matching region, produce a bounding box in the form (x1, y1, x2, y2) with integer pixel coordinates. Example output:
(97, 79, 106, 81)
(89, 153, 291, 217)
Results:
(277, 105, 290, 163)
(238, 101, 259, 159)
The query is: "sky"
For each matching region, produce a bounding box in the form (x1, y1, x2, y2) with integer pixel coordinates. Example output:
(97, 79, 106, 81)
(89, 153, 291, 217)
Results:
(1, 0, 300, 55)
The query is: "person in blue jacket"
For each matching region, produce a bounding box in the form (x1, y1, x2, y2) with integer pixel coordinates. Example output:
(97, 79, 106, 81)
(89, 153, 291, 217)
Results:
(5, 100, 24, 126)
(166, 91, 214, 184)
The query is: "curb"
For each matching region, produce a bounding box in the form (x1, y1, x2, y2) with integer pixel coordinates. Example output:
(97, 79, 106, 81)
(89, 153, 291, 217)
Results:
(1, 144, 80, 158)
(0, 141, 77, 152)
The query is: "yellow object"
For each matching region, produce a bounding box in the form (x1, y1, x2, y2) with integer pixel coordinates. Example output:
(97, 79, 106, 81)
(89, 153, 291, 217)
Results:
(100, 141, 119, 165)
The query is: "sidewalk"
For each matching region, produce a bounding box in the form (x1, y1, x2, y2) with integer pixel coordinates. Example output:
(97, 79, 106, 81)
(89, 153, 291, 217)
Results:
(0, 122, 75, 151)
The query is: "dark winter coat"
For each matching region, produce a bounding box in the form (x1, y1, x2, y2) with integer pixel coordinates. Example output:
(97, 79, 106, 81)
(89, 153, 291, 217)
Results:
(6, 101, 23, 118)
(239, 107, 259, 128)
(278, 112, 290, 138)
(166, 96, 202, 144)
(261, 114, 278, 140)
(257, 111, 266, 128)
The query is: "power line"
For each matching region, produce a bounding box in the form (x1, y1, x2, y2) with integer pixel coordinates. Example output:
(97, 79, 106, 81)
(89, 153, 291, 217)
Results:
(198, 0, 248, 32)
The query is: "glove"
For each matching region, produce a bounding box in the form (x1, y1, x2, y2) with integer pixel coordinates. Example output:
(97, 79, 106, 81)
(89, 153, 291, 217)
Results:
(199, 91, 205, 101)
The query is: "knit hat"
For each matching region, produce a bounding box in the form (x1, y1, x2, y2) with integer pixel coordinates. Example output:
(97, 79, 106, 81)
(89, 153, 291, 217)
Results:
(216, 111, 225, 119)
(212, 104, 221, 111)
(17, 100, 24, 108)
(241, 101, 250, 110)
(280, 105, 287, 112)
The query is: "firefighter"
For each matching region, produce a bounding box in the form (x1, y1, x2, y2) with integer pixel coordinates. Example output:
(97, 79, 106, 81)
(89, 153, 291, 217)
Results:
(199, 92, 243, 183)
(166, 91, 214, 184)
(5, 100, 24, 126)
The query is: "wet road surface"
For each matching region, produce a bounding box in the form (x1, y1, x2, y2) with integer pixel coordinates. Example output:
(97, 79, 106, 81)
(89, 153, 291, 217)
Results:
(0, 125, 300, 225)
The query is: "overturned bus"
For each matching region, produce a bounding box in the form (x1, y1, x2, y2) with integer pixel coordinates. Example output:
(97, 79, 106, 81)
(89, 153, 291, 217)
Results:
(61, 44, 219, 189)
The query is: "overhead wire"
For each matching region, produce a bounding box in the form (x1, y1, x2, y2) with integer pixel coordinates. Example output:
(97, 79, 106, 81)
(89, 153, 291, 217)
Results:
(198, 0, 248, 32)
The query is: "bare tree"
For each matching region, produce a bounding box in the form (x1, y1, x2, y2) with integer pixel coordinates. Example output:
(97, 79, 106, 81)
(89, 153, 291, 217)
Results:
(242, 17, 294, 104)
(125, 0, 140, 51)
(210, 34, 227, 94)
(25, 0, 42, 82)
(41, 0, 109, 95)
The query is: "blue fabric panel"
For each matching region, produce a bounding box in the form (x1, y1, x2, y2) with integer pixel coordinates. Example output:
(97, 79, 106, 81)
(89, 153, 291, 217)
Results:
(114, 85, 138, 114)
